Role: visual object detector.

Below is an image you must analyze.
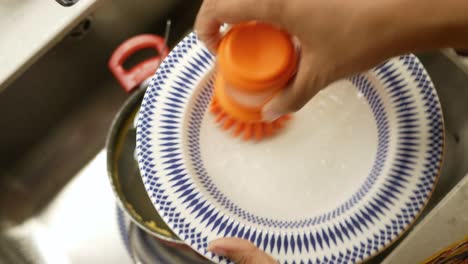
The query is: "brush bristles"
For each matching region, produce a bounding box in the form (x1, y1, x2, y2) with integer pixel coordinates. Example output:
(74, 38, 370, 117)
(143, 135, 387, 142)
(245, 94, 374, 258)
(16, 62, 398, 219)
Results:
(210, 99, 290, 141)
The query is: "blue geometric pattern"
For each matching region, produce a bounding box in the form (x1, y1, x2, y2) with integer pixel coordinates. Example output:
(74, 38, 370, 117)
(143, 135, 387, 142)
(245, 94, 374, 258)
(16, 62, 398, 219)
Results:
(116, 206, 187, 263)
(136, 33, 444, 264)
(186, 71, 390, 228)
(116, 206, 132, 258)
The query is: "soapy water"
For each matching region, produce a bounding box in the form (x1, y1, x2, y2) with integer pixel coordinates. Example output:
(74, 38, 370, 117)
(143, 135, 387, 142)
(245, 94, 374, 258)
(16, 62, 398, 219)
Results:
(189, 79, 378, 220)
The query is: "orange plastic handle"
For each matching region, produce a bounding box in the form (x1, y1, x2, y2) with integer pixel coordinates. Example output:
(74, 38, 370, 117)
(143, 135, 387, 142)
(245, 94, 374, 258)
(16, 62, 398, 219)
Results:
(217, 22, 297, 93)
(108, 34, 169, 93)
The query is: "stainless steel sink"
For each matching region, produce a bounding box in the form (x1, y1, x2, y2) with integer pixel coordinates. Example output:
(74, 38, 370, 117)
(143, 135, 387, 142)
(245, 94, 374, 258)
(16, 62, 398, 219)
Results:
(417, 52, 468, 206)
(0, 0, 467, 261)
(0, 0, 202, 226)
(366, 52, 468, 263)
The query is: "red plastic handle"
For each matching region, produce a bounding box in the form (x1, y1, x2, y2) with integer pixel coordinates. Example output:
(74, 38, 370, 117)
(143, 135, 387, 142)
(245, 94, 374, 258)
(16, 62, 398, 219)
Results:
(108, 34, 169, 93)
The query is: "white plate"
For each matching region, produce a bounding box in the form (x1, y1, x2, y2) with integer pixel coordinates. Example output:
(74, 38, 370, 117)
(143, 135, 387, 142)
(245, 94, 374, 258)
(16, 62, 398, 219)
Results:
(117, 206, 211, 263)
(136, 33, 444, 263)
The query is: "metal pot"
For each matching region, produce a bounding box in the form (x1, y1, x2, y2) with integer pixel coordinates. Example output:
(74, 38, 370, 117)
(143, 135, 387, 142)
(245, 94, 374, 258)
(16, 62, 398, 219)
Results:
(106, 34, 187, 248)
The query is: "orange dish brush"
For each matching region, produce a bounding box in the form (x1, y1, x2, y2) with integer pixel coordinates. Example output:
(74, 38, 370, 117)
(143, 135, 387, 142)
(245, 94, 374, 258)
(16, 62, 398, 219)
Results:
(210, 21, 298, 141)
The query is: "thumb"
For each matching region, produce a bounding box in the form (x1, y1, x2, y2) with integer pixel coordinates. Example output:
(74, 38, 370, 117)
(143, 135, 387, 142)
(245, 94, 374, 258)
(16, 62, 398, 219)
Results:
(207, 237, 277, 264)
(262, 54, 325, 121)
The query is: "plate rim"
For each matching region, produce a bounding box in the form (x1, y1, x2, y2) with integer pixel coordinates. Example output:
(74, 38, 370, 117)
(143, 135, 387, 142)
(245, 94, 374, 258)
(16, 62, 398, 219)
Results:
(136, 32, 445, 263)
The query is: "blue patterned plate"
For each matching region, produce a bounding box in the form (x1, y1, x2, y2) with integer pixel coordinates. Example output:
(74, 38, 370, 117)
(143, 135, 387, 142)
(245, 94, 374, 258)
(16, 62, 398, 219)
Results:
(136, 33, 444, 264)
(117, 206, 211, 263)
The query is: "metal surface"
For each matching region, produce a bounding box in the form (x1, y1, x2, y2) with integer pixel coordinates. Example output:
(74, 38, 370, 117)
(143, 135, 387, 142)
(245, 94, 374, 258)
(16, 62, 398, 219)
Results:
(55, 0, 80, 7)
(106, 85, 183, 245)
(382, 174, 468, 263)
(164, 20, 172, 48)
(128, 223, 212, 264)
(0, 233, 38, 264)
(1, 219, 70, 264)
(366, 52, 468, 263)
(0, 0, 203, 226)
(37, 152, 133, 263)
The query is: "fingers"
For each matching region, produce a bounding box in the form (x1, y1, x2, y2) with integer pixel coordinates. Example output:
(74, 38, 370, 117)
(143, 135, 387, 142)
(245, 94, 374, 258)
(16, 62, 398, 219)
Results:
(262, 53, 326, 121)
(194, 0, 223, 53)
(195, 0, 286, 53)
(195, 0, 329, 119)
(207, 237, 277, 264)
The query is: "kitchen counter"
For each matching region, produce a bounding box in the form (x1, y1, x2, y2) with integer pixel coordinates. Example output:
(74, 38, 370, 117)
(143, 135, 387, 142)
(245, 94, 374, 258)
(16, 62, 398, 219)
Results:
(0, 0, 103, 91)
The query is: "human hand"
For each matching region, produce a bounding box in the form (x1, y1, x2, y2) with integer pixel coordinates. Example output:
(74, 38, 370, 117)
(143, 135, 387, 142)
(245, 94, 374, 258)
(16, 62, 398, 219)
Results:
(195, 0, 468, 121)
(207, 237, 277, 264)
